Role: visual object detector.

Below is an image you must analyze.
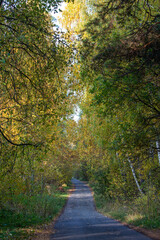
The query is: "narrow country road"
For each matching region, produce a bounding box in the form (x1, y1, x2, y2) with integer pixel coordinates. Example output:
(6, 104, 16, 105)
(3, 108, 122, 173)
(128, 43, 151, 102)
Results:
(50, 179, 152, 240)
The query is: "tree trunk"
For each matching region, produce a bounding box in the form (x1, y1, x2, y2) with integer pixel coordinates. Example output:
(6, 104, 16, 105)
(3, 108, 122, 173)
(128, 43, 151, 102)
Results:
(127, 157, 144, 195)
(156, 140, 160, 165)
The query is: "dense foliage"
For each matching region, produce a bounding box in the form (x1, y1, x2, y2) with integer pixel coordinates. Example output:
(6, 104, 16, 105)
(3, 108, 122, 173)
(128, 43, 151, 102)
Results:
(0, 1, 76, 231)
(0, 0, 160, 236)
(61, 0, 160, 227)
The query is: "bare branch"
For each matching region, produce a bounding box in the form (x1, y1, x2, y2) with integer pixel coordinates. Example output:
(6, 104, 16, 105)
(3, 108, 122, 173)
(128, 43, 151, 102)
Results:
(0, 128, 41, 147)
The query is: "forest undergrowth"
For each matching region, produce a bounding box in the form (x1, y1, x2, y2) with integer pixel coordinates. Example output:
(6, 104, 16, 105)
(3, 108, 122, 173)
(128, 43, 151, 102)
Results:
(0, 185, 69, 240)
(94, 189, 160, 229)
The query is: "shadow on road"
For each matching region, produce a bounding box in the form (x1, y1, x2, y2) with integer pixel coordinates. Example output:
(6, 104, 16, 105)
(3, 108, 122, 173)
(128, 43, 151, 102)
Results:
(51, 179, 152, 240)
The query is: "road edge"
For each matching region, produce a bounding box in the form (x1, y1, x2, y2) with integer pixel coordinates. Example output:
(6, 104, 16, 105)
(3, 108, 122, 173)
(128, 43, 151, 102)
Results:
(84, 181, 160, 240)
(31, 183, 75, 240)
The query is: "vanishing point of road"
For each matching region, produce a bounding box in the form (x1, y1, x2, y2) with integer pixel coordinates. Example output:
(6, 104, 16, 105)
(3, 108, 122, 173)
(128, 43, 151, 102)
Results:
(51, 179, 152, 240)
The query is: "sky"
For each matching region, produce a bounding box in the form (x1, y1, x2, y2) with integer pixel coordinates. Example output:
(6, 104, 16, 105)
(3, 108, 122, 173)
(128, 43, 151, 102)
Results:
(51, 2, 67, 29)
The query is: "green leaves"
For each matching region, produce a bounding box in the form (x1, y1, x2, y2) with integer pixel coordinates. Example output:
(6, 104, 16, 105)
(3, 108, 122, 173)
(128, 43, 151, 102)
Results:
(0, 58, 5, 63)
(64, 0, 160, 208)
(0, 0, 77, 215)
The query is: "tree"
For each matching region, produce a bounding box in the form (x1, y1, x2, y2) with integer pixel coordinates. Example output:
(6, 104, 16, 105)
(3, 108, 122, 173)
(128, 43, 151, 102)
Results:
(63, 0, 160, 200)
(0, 0, 76, 205)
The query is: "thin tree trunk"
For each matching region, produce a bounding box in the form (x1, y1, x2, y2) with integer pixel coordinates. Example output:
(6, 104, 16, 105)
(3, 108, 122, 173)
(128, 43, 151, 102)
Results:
(128, 157, 144, 195)
(156, 140, 160, 165)
(0, 0, 3, 7)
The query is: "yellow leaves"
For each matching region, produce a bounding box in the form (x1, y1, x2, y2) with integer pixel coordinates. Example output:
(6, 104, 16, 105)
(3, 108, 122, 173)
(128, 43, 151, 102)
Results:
(60, 1, 82, 31)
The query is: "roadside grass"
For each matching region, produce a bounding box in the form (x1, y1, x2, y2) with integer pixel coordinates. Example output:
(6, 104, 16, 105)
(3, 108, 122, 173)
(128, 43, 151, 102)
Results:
(0, 185, 69, 240)
(94, 193, 160, 230)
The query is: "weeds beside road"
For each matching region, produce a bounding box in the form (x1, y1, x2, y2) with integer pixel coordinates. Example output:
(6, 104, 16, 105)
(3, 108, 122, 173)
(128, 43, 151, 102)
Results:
(0, 185, 69, 240)
(93, 190, 160, 240)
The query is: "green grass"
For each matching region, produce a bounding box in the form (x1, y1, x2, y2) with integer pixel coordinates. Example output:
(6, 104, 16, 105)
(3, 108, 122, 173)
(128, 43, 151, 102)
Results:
(94, 193, 160, 229)
(0, 186, 68, 239)
(127, 215, 160, 229)
(0, 228, 31, 240)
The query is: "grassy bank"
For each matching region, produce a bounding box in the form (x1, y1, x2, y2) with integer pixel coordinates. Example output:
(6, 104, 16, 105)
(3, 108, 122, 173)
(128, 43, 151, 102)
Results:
(94, 192, 160, 230)
(0, 185, 69, 240)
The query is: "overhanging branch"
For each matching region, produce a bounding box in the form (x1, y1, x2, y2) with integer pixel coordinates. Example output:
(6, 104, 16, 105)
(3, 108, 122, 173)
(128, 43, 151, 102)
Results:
(0, 128, 41, 147)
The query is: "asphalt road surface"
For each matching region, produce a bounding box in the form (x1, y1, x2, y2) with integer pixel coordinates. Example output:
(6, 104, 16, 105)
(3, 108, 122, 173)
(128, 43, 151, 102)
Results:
(51, 179, 152, 240)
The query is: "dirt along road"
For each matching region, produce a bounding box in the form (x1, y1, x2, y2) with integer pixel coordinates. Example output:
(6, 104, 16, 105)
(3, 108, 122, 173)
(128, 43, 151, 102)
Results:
(50, 179, 152, 240)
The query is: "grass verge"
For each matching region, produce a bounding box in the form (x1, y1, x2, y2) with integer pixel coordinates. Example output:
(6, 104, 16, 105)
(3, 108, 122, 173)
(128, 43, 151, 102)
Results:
(93, 193, 160, 240)
(0, 185, 69, 240)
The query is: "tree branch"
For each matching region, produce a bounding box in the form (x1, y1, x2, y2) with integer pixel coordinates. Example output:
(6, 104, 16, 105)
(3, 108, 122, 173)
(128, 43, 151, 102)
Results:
(0, 128, 41, 147)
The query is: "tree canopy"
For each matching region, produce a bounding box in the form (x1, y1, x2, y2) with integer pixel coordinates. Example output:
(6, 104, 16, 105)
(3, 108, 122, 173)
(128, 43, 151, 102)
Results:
(0, 0, 160, 232)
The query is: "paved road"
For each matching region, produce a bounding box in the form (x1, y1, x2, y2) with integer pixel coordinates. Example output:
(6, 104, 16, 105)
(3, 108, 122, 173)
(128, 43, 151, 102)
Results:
(51, 179, 152, 240)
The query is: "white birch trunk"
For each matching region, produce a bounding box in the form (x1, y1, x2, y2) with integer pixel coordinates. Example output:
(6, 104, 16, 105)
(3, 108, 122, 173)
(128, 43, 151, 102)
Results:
(128, 157, 144, 195)
(156, 140, 160, 166)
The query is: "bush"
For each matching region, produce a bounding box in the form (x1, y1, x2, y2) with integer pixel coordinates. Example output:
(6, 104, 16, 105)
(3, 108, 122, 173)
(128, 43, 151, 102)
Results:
(0, 185, 68, 239)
